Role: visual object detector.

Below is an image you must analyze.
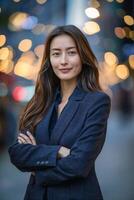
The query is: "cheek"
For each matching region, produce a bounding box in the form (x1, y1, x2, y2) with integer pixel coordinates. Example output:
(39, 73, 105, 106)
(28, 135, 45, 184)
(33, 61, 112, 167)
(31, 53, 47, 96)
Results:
(75, 66, 82, 75)
(72, 59, 82, 73)
(50, 58, 58, 70)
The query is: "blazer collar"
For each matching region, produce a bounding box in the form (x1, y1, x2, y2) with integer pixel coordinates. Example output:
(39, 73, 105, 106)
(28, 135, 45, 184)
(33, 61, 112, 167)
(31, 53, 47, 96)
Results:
(54, 84, 87, 102)
(50, 85, 87, 144)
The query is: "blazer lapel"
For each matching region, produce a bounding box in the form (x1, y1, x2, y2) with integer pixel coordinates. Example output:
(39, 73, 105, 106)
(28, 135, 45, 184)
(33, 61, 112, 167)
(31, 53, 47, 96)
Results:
(35, 101, 55, 144)
(50, 86, 87, 144)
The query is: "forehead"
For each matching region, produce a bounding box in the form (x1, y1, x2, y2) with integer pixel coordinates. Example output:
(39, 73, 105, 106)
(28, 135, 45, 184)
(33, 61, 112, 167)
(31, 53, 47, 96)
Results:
(50, 34, 76, 50)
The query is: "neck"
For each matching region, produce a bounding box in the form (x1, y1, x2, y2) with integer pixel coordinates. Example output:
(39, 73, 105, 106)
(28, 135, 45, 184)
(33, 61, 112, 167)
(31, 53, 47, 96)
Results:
(60, 80, 77, 102)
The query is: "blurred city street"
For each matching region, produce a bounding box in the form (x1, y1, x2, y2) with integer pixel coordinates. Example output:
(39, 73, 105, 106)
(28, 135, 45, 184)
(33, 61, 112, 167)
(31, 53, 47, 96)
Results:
(0, 0, 134, 199)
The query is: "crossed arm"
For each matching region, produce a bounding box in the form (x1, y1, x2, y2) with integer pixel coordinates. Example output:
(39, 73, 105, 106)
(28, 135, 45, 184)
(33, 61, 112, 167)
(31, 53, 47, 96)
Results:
(8, 94, 111, 186)
(17, 131, 70, 175)
(18, 131, 70, 159)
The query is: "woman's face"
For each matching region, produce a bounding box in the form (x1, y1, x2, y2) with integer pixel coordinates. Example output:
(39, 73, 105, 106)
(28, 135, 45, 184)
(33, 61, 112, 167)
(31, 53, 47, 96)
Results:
(50, 34, 82, 81)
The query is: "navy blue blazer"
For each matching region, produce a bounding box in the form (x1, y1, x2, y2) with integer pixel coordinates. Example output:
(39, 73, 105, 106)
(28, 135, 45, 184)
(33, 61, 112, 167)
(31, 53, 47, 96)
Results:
(8, 86, 111, 200)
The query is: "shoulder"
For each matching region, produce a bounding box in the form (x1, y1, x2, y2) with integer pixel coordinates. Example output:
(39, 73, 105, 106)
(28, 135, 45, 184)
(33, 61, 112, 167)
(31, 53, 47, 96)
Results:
(85, 90, 110, 102)
(82, 90, 111, 110)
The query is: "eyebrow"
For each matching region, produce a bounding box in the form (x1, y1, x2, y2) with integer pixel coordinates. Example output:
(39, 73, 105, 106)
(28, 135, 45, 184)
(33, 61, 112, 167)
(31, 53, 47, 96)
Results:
(50, 47, 76, 51)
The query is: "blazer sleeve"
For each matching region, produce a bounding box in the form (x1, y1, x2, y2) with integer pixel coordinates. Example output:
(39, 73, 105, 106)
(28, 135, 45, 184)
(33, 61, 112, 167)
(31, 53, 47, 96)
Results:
(35, 93, 111, 185)
(8, 141, 61, 171)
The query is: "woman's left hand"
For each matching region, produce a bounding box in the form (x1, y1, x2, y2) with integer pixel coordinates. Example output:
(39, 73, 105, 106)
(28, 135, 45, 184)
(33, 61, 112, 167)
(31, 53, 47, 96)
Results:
(18, 131, 36, 145)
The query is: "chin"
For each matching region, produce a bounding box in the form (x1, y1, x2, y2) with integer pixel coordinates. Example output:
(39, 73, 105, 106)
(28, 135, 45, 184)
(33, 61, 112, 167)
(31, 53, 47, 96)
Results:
(57, 74, 75, 80)
(59, 77, 73, 81)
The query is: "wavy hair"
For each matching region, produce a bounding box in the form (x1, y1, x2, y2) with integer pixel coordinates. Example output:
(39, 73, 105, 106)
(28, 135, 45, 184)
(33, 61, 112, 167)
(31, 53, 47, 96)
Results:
(19, 25, 102, 134)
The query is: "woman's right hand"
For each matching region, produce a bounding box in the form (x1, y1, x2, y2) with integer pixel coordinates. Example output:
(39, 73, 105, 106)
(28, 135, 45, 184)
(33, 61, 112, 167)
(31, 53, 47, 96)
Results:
(58, 146, 70, 158)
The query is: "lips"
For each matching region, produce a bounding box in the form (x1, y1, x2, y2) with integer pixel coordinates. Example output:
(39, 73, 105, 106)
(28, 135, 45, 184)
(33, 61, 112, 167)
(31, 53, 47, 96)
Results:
(59, 68, 72, 73)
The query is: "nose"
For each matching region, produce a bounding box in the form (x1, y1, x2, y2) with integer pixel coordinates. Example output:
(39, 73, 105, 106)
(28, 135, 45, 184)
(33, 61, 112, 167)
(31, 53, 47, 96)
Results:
(60, 53, 68, 65)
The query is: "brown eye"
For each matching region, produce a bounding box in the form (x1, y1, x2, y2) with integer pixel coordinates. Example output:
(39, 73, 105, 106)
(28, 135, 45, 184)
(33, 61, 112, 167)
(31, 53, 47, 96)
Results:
(68, 51, 76, 55)
(52, 52, 60, 56)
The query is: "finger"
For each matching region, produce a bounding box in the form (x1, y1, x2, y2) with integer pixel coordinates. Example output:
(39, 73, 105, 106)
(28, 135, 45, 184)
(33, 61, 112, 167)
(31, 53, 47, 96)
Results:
(19, 133, 32, 144)
(18, 139, 23, 144)
(18, 137, 26, 144)
(27, 131, 36, 145)
(18, 136, 32, 144)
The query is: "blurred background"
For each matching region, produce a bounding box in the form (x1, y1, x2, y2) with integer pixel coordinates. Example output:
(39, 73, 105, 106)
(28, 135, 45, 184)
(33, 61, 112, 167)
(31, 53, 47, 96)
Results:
(0, 0, 134, 199)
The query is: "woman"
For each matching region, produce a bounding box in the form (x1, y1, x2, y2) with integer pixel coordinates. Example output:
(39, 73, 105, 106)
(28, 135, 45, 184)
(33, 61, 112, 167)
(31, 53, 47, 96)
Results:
(8, 25, 111, 200)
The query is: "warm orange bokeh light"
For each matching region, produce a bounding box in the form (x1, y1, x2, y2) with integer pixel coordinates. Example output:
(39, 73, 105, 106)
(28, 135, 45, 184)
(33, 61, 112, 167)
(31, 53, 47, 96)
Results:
(0, 35, 6, 47)
(114, 27, 126, 39)
(115, 64, 129, 80)
(83, 21, 100, 35)
(129, 55, 134, 69)
(104, 52, 118, 66)
(124, 15, 134, 26)
(18, 39, 32, 52)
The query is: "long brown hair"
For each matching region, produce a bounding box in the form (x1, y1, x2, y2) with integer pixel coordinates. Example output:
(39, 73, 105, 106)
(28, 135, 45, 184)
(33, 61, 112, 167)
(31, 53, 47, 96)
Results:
(19, 25, 102, 134)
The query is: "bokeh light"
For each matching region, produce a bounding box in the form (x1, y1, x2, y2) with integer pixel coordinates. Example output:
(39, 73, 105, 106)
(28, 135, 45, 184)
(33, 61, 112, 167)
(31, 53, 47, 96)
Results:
(22, 16, 38, 30)
(18, 39, 32, 52)
(83, 21, 100, 35)
(12, 86, 26, 102)
(114, 27, 126, 39)
(13, 51, 39, 80)
(115, 64, 129, 80)
(106, 0, 114, 2)
(0, 47, 10, 60)
(9, 12, 28, 31)
(0, 59, 14, 74)
(0, 35, 6, 47)
(124, 15, 134, 26)
(85, 7, 100, 19)
(36, 0, 47, 5)
(104, 52, 118, 66)
(116, 0, 125, 3)
(128, 55, 134, 69)
(13, 0, 21, 2)
(34, 44, 44, 58)
(32, 23, 46, 35)
(129, 31, 134, 40)
(123, 26, 131, 38)
(88, 0, 100, 8)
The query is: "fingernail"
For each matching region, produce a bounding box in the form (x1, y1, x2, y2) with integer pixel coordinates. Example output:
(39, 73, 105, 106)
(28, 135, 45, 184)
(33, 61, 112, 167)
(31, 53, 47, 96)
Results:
(27, 131, 30, 134)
